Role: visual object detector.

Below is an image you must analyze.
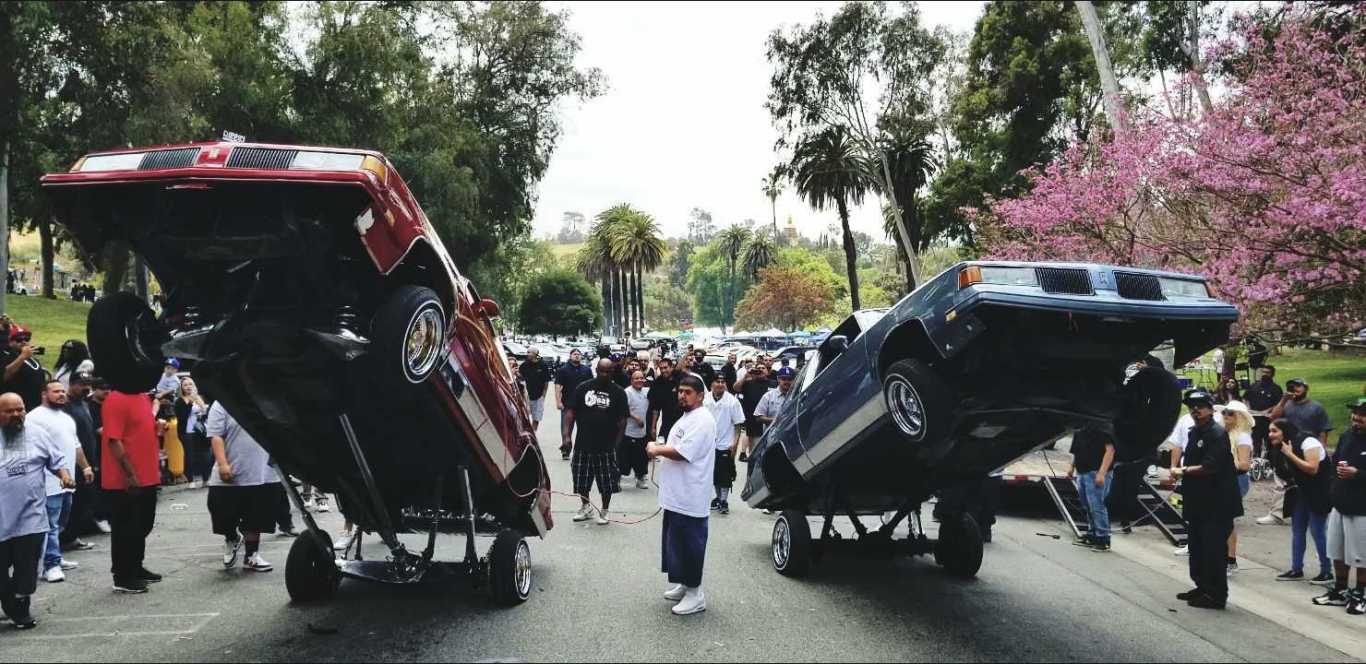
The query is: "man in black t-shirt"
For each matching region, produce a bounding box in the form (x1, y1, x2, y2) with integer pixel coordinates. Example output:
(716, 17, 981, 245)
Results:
(1313, 398, 1366, 611)
(0, 324, 46, 411)
(647, 358, 683, 443)
(1244, 365, 1282, 458)
(518, 349, 554, 431)
(735, 363, 775, 462)
(1172, 390, 1243, 609)
(562, 359, 628, 525)
(554, 349, 594, 460)
(1068, 422, 1116, 551)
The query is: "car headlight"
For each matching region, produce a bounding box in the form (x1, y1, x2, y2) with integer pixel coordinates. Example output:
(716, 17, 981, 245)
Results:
(959, 266, 1038, 289)
(1157, 278, 1210, 299)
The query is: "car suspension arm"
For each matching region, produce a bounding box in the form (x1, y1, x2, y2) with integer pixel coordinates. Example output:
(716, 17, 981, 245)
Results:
(339, 413, 404, 555)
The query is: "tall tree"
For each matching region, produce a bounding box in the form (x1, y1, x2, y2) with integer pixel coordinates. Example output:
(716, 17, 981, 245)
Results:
(762, 166, 786, 239)
(767, 2, 946, 288)
(790, 126, 870, 311)
(1076, 1, 1125, 130)
(607, 210, 666, 337)
(519, 270, 602, 336)
(717, 226, 752, 331)
(880, 128, 937, 290)
(742, 233, 777, 280)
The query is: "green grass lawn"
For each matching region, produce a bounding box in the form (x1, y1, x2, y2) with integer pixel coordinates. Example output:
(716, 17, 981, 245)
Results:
(4, 295, 92, 359)
(1186, 347, 1365, 445)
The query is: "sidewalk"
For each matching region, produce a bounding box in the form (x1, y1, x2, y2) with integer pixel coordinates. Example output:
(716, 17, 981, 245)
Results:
(1107, 520, 1364, 659)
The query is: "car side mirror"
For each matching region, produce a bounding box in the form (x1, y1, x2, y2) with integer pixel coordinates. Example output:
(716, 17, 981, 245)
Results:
(481, 298, 501, 319)
(827, 335, 849, 355)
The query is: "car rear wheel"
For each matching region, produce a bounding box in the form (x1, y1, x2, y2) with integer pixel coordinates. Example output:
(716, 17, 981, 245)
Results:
(372, 286, 445, 388)
(87, 293, 166, 393)
(285, 529, 339, 603)
(488, 529, 532, 605)
(772, 510, 813, 577)
(934, 512, 984, 578)
(1114, 367, 1182, 460)
(882, 359, 951, 445)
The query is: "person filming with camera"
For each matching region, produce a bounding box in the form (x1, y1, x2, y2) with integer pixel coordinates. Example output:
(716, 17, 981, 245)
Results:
(0, 322, 47, 411)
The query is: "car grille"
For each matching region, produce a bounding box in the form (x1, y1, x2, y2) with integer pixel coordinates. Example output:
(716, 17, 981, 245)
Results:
(225, 147, 298, 170)
(138, 148, 201, 170)
(1035, 267, 1094, 295)
(1115, 272, 1165, 301)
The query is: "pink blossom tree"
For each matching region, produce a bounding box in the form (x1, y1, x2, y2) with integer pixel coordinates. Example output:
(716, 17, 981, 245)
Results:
(975, 9, 1365, 336)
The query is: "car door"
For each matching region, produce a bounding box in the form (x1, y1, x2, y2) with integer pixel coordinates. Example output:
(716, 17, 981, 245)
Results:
(793, 318, 877, 473)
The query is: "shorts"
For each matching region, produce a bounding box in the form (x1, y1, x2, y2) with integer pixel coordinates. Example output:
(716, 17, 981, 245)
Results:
(744, 417, 764, 439)
(527, 397, 545, 422)
(208, 484, 282, 537)
(1237, 473, 1250, 498)
(571, 450, 621, 497)
(713, 449, 736, 487)
(1327, 510, 1366, 567)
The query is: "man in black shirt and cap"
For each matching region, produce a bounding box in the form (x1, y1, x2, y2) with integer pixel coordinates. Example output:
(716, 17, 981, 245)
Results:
(1172, 389, 1243, 609)
(1244, 365, 1282, 458)
(1312, 397, 1366, 613)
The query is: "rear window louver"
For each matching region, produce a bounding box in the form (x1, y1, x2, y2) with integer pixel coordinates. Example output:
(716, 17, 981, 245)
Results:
(225, 147, 299, 170)
(1035, 267, 1094, 295)
(1115, 272, 1166, 301)
(137, 148, 201, 170)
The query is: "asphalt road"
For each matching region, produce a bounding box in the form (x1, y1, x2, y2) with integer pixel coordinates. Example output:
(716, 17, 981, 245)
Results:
(2, 411, 1356, 662)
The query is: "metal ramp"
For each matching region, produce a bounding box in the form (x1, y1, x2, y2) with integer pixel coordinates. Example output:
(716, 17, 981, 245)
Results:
(1042, 477, 1091, 539)
(1130, 480, 1188, 546)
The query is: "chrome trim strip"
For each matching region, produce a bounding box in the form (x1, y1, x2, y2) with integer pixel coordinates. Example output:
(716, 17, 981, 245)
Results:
(799, 397, 889, 479)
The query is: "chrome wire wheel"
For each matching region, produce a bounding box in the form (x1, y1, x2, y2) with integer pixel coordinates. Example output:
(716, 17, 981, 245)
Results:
(886, 376, 927, 441)
(403, 306, 444, 382)
(514, 541, 532, 599)
(773, 517, 791, 570)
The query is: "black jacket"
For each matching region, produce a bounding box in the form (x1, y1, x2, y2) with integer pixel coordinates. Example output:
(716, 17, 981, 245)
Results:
(1182, 421, 1243, 520)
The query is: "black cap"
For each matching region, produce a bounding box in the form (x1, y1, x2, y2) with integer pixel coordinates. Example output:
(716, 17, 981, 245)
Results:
(1286, 377, 1308, 389)
(1183, 389, 1215, 408)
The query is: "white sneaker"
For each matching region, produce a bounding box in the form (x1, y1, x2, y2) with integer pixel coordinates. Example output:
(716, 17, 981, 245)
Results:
(190, 480, 202, 489)
(1173, 545, 1189, 556)
(223, 538, 242, 568)
(303, 498, 316, 511)
(635, 478, 649, 490)
(94, 520, 112, 534)
(572, 504, 596, 522)
(59, 560, 79, 571)
(596, 510, 610, 526)
(663, 584, 687, 601)
(244, 553, 273, 572)
(1256, 513, 1284, 525)
(333, 532, 353, 551)
(671, 588, 706, 615)
(316, 501, 331, 513)
(43, 567, 66, 583)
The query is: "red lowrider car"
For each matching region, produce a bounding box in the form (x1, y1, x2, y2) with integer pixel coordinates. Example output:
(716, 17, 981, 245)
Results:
(42, 141, 551, 604)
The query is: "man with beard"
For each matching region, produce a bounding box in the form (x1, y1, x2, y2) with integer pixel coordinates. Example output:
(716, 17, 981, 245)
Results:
(648, 374, 715, 616)
(554, 349, 594, 460)
(0, 393, 74, 629)
(61, 372, 102, 546)
(28, 381, 94, 583)
(647, 358, 683, 445)
(1172, 390, 1243, 609)
(562, 359, 628, 525)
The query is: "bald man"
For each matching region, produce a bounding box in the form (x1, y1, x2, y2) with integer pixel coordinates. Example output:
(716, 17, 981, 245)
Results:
(562, 358, 628, 525)
(0, 392, 74, 629)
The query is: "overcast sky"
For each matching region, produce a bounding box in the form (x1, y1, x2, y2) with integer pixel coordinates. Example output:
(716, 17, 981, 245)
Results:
(533, 1, 986, 243)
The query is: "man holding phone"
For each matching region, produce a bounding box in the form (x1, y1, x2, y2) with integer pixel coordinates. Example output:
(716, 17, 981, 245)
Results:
(1, 323, 47, 412)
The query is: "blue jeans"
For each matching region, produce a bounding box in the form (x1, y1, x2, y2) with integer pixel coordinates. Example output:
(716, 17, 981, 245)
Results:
(1290, 500, 1329, 575)
(43, 493, 73, 571)
(1076, 471, 1114, 542)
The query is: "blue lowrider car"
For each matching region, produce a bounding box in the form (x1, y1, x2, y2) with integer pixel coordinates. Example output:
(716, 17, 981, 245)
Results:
(742, 261, 1238, 578)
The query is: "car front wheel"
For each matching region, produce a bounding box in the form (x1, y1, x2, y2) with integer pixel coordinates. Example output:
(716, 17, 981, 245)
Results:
(882, 359, 951, 446)
(87, 293, 166, 393)
(372, 285, 446, 387)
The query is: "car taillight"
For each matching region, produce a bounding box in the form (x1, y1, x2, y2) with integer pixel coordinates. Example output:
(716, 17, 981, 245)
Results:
(959, 266, 982, 289)
(361, 155, 388, 185)
(74, 152, 145, 172)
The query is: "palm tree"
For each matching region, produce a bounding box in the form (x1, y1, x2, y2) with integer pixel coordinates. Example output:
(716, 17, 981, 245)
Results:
(791, 126, 872, 311)
(575, 231, 616, 336)
(742, 232, 776, 280)
(881, 130, 937, 291)
(717, 226, 751, 331)
(761, 166, 786, 239)
(608, 211, 666, 337)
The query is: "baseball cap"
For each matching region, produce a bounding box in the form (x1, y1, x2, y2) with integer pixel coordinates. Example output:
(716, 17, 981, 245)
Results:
(71, 371, 98, 385)
(1286, 377, 1308, 389)
(777, 367, 796, 379)
(165, 358, 181, 369)
(1348, 396, 1366, 412)
(1182, 389, 1215, 408)
(8, 324, 31, 342)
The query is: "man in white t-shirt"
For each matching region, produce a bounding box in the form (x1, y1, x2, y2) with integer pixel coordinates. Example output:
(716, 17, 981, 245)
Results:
(704, 375, 745, 515)
(647, 374, 715, 616)
(28, 381, 93, 583)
